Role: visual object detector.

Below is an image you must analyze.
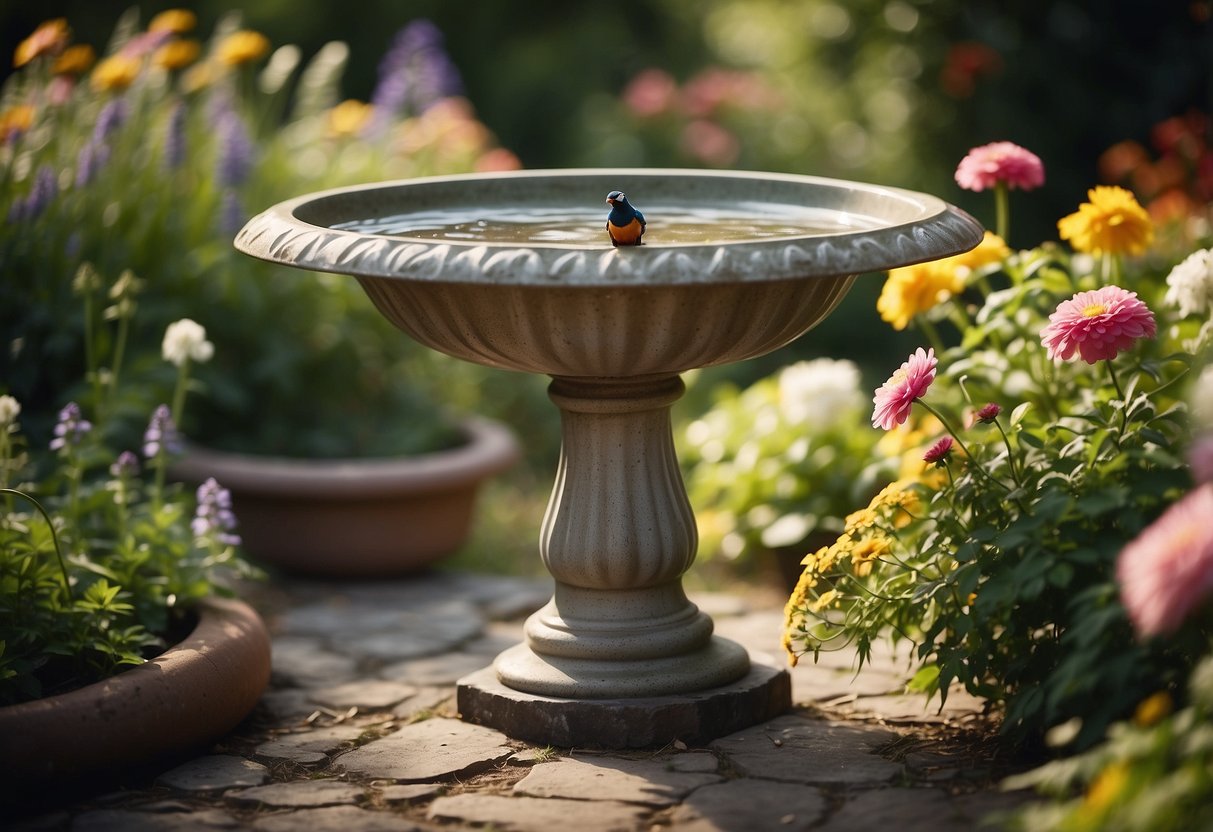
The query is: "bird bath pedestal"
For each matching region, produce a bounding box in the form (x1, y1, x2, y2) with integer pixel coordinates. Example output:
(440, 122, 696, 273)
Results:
(236, 169, 982, 747)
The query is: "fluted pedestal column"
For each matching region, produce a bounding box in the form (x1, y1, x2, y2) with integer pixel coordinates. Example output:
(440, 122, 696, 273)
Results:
(459, 375, 790, 746)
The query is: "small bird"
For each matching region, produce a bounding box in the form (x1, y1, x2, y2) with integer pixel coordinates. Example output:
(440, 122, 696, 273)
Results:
(605, 191, 646, 246)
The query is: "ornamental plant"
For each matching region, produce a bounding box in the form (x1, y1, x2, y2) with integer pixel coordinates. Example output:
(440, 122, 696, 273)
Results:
(1, 11, 528, 459)
(0, 274, 257, 705)
(783, 149, 1212, 750)
(682, 359, 899, 577)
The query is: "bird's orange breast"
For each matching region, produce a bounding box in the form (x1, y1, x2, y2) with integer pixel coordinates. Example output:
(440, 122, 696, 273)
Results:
(608, 217, 645, 245)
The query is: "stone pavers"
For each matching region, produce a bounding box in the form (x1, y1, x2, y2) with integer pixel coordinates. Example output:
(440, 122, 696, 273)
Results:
(10, 572, 1028, 831)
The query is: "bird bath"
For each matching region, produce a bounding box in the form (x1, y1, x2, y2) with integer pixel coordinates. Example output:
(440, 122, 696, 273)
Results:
(235, 168, 983, 746)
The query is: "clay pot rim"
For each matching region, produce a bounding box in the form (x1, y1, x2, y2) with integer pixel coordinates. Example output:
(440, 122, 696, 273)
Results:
(0, 596, 270, 781)
(172, 414, 520, 498)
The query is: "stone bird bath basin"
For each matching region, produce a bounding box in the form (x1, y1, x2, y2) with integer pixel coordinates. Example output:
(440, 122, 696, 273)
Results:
(236, 168, 983, 746)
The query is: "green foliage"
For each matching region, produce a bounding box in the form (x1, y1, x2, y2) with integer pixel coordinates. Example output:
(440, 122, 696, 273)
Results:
(784, 239, 1211, 750)
(0, 10, 539, 459)
(1004, 656, 1213, 832)
(682, 358, 897, 571)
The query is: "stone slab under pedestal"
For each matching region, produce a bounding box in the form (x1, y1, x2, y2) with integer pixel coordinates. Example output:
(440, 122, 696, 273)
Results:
(456, 650, 791, 749)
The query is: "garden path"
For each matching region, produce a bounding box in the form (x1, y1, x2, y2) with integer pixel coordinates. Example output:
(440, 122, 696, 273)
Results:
(16, 572, 1031, 831)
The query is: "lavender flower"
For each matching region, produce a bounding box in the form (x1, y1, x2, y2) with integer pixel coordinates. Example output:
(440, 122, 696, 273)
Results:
(216, 108, 253, 187)
(92, 98, 129, 145)
(142, 404, 182, 459)
(50, 402, 92, 452)
(23, 164, 59, 220)
(109, 450, 140, 478)
(164, 100, 186, 170)
(192, 477, 241, 547)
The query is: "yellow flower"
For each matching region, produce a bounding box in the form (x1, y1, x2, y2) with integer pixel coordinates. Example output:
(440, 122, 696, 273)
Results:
(153, 39, 200, 71)
(14, 19, 69, 68)
(949, 230, 1010, 272)
(808, 589, 839, 613)
(91, 54, 141, 92)
(1058, 185, 1154, 256)
(844, 507, 879, 535)
(1083, 761, 1130, 813)
(149, 9, 197, 34)
(1132, 691, 1173, 727)
(52, 44, 95, 76)
(181, 61, 215, 93)
(216, 30, 270, 67)
(0, 105, 36, 142)
(877, 260, 964, 331)
(328, 99, 373, 137)
(850, 535, 891, 577)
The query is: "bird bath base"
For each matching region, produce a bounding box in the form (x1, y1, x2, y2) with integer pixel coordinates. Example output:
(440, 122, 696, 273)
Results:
(234, 168, 983, 749)
(457, 650, 790, 749)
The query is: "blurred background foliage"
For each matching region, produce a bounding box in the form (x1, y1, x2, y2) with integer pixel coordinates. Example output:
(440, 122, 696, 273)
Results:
(2, 0, 1210, 579)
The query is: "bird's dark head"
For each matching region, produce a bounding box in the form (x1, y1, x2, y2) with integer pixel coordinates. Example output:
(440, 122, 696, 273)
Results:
(606, 190, 628, 207)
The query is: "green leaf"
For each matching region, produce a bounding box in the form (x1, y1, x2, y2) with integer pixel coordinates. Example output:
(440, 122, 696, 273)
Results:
(907, 664, 941, 694)
(1010, 402, 1033, 426)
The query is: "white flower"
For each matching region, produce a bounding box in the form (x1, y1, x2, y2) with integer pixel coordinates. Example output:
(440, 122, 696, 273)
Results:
(1164, 248, 1213, 318)
(0, 394, 19, 427)
(162, 318, 214, 367)
(778, 358, 863, 426)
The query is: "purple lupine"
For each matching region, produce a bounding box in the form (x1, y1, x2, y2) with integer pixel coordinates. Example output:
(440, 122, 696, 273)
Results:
(109, 450, 140, 478)
(50, 402, 93, 452)
(366, 20, 463, 133)
(92, 98, 129, 145)
(216, 109, 253, 187)
(192, 477, 241, 547)
(163, 100, 186, 170)
(142, 404, 182, 459)
(219, 188, 245, 236)
(22, 164, 59, 220)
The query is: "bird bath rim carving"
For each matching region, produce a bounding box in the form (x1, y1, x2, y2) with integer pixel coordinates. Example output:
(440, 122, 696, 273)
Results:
(234, 167, 983, 287)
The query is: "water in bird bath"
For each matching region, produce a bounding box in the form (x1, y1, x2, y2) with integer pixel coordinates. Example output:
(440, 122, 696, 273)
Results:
(331, 203, 879, 245)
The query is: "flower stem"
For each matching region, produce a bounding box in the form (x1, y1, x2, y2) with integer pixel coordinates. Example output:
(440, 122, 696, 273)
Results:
(992, 419, 1025, 490)
(915, 400, 1012, 494)
(1106, 359, 1128, 443)
(2, 487, 72, 603)
(916, 316, 947, 354)
(171, 357, 191, 427)
(994, 182, 1010, 242)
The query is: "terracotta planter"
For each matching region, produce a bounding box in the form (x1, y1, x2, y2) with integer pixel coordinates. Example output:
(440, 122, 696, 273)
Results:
(172, 416, 520, 577)
(0, 596, 270, 782)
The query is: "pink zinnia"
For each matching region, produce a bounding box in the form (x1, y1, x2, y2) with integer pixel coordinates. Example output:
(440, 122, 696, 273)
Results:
(1040, 286, 1156, 364)
(1117, 483, 1213, 638)
(974, 402, 1002, 424)
(954, 141, 1045, 192)
(923, 436, 954, 464)
(872, 347, 937, 430)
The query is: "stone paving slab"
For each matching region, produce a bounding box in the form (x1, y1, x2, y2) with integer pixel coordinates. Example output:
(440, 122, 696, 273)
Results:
(427, 793, 649, 832)
(335, 717, 515, 781)
(250, 805, 436, 832)
(225, 780, 365, 808)
(512, 755, 723, 806)
(155, 755, 269, 792)
(666, 778, 829, 831)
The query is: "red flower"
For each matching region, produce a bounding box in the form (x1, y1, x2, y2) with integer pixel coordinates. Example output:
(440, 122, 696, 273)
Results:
(872, 347, 937, 430)
(922, 436, 954, 465)
(955, 141, 1045, 192)
(974, 402, 1002, 424)
(1117, 484, 1213, 638)
(1040, 286, 1156, 364)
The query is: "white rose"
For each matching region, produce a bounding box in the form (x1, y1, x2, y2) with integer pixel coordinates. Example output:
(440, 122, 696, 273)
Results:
(162, 319, 214, 367)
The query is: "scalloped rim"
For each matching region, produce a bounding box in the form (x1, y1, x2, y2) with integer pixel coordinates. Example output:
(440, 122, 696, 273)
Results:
(235, 168, 984, 286)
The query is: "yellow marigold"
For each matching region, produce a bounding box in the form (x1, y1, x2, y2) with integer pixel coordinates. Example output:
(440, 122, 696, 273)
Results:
(1058, 185, 1154, 256)
(153, 39, 200, 71)
(91, 54, 141, 92)
(149, 9, 197, 34)
(808, 589, 839, 613)
(0, 104, 35, 142)
(877, 260, 964, 331)
(782, 566, 821, 667)
(850, 536, 891, 577)
(14, 19, 69, 68)
(844, 506, 879, 535)
(1132, 691, 1173, 727)
(328, 99, 373, 137)
(216, 30, 270, 66)
(52, 43, 95, 76)
(948, 230, 1010, 272)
